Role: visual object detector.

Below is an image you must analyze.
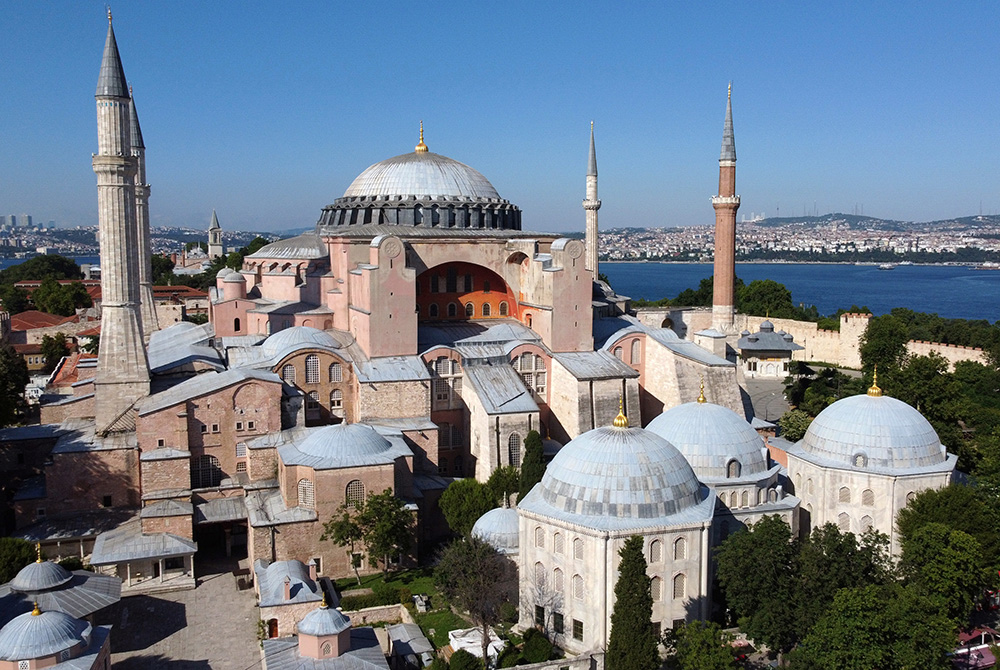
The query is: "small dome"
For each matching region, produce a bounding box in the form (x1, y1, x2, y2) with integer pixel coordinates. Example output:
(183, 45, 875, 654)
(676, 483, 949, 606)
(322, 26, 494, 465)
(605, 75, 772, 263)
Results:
(10, 561, 72, 593)
(298, 604, 351, 637)
(0, 609, 90, 661)
(536, 425, 701, 521)
(646, 402, 768, 481)
(223, 272, 246, 283)
(801, 393, 945, 470)
(297, 424, 392, 461)
(759, 320, 774, 332)
(261, 326, 339, 358)
(472, 507, 520, 555)
(740, 329, 750, 337)
(344, 151, 500, 200)
(217, 268, 234, 279)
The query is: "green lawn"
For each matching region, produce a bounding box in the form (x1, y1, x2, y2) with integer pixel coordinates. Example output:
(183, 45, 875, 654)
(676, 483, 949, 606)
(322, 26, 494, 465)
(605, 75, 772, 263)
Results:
(415, 608, 472, 648)
(335, 567, 437, 597)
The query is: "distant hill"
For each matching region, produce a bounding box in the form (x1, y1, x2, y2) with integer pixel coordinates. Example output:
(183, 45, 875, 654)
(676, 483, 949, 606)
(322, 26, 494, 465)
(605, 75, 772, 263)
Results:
(750, 212, 1000, 232)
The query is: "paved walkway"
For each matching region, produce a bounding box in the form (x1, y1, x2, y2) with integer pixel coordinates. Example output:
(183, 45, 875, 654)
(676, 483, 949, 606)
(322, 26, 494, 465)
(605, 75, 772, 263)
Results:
(744, 377, 791, 423)
(99, 555, 262, 670)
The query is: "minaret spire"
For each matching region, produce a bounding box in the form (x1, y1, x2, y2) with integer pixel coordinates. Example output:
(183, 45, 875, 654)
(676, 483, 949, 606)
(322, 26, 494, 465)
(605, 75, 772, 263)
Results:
(711, 84, 741, 332)
(721, 82, 736, 162)
(583, 122, 602, 281)
(208, 209, 224, 258)
(129, 87, 159, 337)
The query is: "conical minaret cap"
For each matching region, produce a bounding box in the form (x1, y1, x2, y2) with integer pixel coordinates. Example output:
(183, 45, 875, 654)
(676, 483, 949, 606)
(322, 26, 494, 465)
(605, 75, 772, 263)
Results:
(209, 210, 220, 230)
(128, 87, 144, 149)
(96, 13, 129, 98)
(587, 121, 598, 177)
(720, 83, 736, 162)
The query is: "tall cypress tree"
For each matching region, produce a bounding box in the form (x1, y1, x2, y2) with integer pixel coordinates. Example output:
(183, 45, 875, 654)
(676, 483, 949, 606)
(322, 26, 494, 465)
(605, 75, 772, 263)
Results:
(606, 535, 659, 670)
(517, 430, 545, 502)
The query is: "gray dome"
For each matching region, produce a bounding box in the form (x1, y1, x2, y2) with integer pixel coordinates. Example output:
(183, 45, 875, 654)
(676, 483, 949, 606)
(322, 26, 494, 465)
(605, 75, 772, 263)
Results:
(247, 233, 327, 260)
(759, 320, 774, 332)
(261, 326, 340, 358)
(801, 393, 946, 470)
(0, 609, 90, 661)
(217, 267, 234, 279)
(10, 561, 72, 593)
(223, 272, 246, 283)
(344, 151, 500, 200)
(646, 402, 768, 481)
(298, 604, 351, 637)
(297, 424, 392, 460)
(537, 425, 702, 521)
(472, 507, 520, 555)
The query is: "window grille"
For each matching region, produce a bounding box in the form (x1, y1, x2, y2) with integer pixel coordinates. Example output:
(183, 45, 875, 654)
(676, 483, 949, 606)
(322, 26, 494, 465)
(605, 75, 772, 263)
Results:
(236, 442, 247, 458)
(329, 362, 342, 382)
(499, 302, 508, 316)
(553, 567, 564, 592)
(650, 540, 662, 563)
(553, 533, 564, 554)
(861, 515, 874, 532)
(631, 339, 641, 364)
(672, 574, 686, 600)
(482, 303, 491, 317)
(839, 487, 851, 504)
(573, 538, 583, 560)
(862, 489, 875, 506)
(346, 480, 365, 507)
(330, 389, 343, 409)
(281, 364, 295, 383)
(534, 562, 545, 590)
(191, 454, 222, 488)
(465, 303, 474, 317)
(838, 513, 850, 531)
(509, 433, 522, 467)
(305, 355, 319, 383)
(674, 537, 687, 560)
(573, 574, 584, 599)
(298, 479, 315, 508)
(534, 526, 544, 548)
(651, 576, 662, 601)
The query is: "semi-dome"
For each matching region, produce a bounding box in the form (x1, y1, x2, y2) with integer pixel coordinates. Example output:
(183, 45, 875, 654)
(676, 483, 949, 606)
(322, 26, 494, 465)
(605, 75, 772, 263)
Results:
(297, 424, 392, 461)
(223, 271, 246, 283)
(10, 560, 72, 593)
(526, 422, 702, 523)
(800, 391, 946, 470)
(344, 152, 500, 200)
(0, 608, 90, 661)
(247, 232, 327, 260)
(646, 401, 768, 481)
(298, 603, 351, 637)
(261, 326, 340, 358)
(472, 507, 520, 555)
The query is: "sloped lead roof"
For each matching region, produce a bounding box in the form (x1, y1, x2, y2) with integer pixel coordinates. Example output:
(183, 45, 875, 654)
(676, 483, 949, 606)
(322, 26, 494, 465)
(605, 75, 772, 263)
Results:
(128, 94, 144, 148)
(96, 21, 128, 98)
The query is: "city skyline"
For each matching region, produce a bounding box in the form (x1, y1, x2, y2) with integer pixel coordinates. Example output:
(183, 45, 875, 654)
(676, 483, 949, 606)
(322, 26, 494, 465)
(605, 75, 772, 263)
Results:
(3, 2, 998, 233)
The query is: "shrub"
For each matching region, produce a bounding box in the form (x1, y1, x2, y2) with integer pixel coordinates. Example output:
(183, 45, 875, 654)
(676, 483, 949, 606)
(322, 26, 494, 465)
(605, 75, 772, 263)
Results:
(498, 647, 521, 668)
(428, 657, 449, 670)
(57, 556, 85, 571)
(499, 602, 518, 625)
(521, 629, 553, 664)
(449, 649, 483, 670)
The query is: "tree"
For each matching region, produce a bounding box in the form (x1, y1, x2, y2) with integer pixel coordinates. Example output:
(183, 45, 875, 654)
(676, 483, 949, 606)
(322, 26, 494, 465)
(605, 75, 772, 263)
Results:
(0, 284, 29, 314)
(858, 314, 909, 378)
(0, 255, 81, 284)
(900, 522, 985, 624)
(517, 431, 545, 502)
(321, 507, 363, 585)
(738, 279, 795, 319)
(449, 649, 483, 670)
(0, 538, 36, 583)
(606, 536, 659, 670)
(0, 343, 29, 426)
(715, 515, 798, 653)
(485, 466, 519, 508)
(40, 333, 70, 374)
(778, 409, 812, 441)
(355, 489, 414, 576)
(896, 485, 1000, 570)
(673, 621, 736, 670)
(31, 278, 91, 316)
(435, 536, 514, 666)
(439, 478, 496, 536)
(151, 254, 175, 284)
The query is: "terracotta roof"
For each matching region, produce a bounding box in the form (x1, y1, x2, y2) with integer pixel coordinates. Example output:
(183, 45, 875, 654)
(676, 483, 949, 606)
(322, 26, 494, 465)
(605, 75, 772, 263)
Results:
(12, 343, 42, 355)
(49, 353, 98, 388)
(10, 311, 79, 331)
(76, 326, 101, 337)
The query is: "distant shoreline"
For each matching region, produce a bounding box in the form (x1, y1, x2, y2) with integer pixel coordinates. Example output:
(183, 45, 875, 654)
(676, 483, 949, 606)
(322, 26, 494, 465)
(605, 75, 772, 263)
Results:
(600, 260, 982, 267)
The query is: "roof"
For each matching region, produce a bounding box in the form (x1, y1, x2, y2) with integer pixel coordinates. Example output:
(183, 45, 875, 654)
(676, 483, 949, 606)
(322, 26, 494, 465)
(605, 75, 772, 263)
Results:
(355, 356, 430, 383)
(209, 210, 220, 230)
(0, 570, 120, 624)
(9, 561, 71, 593)
(318, 224, 556, 241)
(90, 517, 197, 566)
(14, 509, 134, 543)
(298, 604, 351, 636)
(262, 628, 389, 670)
(588, 125, 598, 177)
(0, 608, 91, 661)
(737, 321, 804, 352)
(128, 94, 144, 149)
(279, 424, 412, 471)
(139, 500, 193, 519)
(463, 363, 538, 415)
(720, 86, 736, 162)
(388, 623, 434, 661)
(248, 233, 327, 260)
(245, 488, 317, 528)
(471, 507, 519, 555)
(261, 326, 341, 359)
(96, 18, 128, 98)
(253, 559, 321, 608)
(344, 150, 501, 200)
(553, 350, 638, 380)
(10, 311, 78, 331)
(595, 315, 733, 367)
(194, 497, 247, 524)
(138, 368, 281, 416)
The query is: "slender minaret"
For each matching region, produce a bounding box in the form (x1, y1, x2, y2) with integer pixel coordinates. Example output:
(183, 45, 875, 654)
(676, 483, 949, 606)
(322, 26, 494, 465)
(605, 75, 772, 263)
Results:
(711, 84, 740, 331)
(93, 10, 150, 433)
(583, 122, 601, 281)
(208, 210, 224, 259)
(129, 87, 159, 338)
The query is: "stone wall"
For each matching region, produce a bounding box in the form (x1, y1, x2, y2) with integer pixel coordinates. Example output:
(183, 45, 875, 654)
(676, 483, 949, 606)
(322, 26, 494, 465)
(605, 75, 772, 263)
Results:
(906, 340, 988, 369)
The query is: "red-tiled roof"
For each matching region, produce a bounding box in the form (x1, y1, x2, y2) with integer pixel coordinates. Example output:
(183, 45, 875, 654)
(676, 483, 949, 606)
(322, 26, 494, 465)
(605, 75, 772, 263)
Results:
(10, 310, 79, 331)
(49, 352, 98, 388)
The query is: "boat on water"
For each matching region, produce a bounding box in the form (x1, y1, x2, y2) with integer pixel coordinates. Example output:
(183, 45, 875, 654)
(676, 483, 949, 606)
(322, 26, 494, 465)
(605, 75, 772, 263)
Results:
(974, 262, 1000, 271)
(878, 263, 896, 270)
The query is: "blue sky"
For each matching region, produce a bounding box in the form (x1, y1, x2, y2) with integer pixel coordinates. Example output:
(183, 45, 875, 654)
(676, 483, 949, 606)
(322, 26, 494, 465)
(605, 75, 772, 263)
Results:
(2, 2, 998, 234)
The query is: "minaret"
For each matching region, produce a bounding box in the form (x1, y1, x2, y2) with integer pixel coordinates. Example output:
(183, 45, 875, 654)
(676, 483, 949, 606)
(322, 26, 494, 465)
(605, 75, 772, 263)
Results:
(208, 210, 224, 259)
(711, 84, 740, 331)
(583, 122, 601, 281)
(129, 87, 159, 338)
(93, 10, 150, 433)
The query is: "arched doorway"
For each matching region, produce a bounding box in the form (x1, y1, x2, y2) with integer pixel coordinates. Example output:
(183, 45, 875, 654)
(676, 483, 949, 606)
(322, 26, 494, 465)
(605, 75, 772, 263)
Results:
(416, 261, 517, 322)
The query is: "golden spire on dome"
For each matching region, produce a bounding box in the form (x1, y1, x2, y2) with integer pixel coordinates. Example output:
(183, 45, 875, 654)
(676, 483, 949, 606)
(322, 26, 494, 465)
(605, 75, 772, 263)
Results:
(867, 366, 883, 397)
(31, 602, 41, 616)
(35, 542, 42, 563)
(612, 397, 629, 428)
(321, 592, 328, 609)
(415, 120, 428, 153)
(697, 378, 706, 404)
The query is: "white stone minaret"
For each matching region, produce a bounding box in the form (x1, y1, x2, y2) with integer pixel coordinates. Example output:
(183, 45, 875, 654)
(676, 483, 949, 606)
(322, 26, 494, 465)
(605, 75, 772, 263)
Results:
(208, 210, 224, 259)
(583, 122, 601, 281)
(129, 87, 159, 338)
(93, 11, 150, 433)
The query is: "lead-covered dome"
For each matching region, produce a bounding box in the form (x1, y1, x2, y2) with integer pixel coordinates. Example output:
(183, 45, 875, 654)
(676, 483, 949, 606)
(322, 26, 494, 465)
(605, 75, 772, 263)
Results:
(10, 560, 72, 593)
(344, 152, 500, 200)
(0, 609, 90, 661)
(298, 603, 351, 637)
(261, 326, 340, 359)
(298, 424, 392, 461)
(472, 507, 520, 555)
(800, 392, 946, 470)
(646, 401, 768, 481)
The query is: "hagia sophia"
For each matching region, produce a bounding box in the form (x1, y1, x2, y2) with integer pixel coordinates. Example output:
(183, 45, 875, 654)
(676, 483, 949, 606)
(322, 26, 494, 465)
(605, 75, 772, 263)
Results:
(0, 14, 958, 668)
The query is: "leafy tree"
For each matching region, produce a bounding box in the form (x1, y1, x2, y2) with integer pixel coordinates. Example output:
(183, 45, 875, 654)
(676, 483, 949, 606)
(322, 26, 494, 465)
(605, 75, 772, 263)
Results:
(895, 485, 1000, 570)
(0, 284, 29, 314)
(485, 466, 519, 508)
(0, 255, 81, 284)
(606, 536, 659, 670)
(434, 536, 514, 665)
(858, 314, 909, 378)
(31, 278, 91, 316)
(355, 489, 414, 576)
(738, 279, 795, 319)
(321, 507, 364, 585)
(673, 621, 736, 670)
(900, 522, 985, 624)
(521, 628, 553, 663)
(439, 478, 495, 536)
(0, 538, 36, 583)
(150, 254, 175, 284)
(0, 343, 29, 426)
(777, 409, 812, 441)
(517, 431, 545, 502)
(449, 649, 483, 670)
(715, 515, 798, 653)
(40, 333, 70, 373)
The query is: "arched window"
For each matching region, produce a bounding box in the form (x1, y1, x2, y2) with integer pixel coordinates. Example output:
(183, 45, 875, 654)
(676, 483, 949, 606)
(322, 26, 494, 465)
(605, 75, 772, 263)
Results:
(554, 533, 564, 554)
(674, 537, 687, 561)
(305, 355, 319, 384)
(234, 317, 241, 332)
(613, 346, 623, 360)
(572, 574, 584, 599)
(729, 491, 738, 508)
(727, 460, 741, 478)
(651, 576, 662, 601)
(346, 480, 365, 507)
(298, 479, 315, 508)
(630, 339, 641, 364)
(861, 515, 874, 533)
(447, 303, 457, 317)
(280, 364, 295, 383)
(553, 568, 564, 592)
(306, 390, 320, 410)
(429, 303, 439, 318)
(854, 453, 868, 468)
(191, 454, 222, 489)
(906, 491, 917, 504)
(649, 539, 662, 563)
(482, 303, 491, 317)
(430, 276, 440, 293)
(438, 423, 451, 447)
(534, 526, 545, 548)
(838, 513, 850, 531)
(741, 491, 750, 507)
(464, 274, 472, 292)
(573, 538, 583, 560)
(807, 478, 814, 495)
(483, 280, 491, 293)
(526, 314, 532, 328)
(465, 303, 474, 317)
(839, 486, 851, 504)
(534, 562, 546, 590)
(499, 302, 509, 316)
(862, 489, 875, 506)
(672, 574, 686, 600)
(321, 641, 332, 656)
(509, 433, 522, 467)
(768, 488, 778, 503)
(330, 389, 343, 410)
(329, 362, 342, 382)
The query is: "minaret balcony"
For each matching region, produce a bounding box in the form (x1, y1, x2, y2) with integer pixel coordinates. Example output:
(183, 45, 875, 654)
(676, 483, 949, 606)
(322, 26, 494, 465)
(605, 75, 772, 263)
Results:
(583, 199, 602, 210)
(711, 195, 741, 206)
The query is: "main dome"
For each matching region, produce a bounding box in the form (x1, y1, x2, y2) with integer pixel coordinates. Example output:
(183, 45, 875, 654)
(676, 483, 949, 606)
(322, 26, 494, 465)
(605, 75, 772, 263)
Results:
(344, 152, 500, 200)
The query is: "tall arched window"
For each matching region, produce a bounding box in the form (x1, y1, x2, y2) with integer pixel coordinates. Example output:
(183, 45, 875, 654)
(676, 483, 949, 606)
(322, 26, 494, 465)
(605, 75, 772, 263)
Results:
(674, 537, 687, 560)
(447, 303, 457, 317)
(672, 574, 686, 600)
(906, 491, 916, 504)
(438, 423, 451, 447)
(346, 480, 365, 507)
(534, 562, 545, 590)
(499, 302, 509, 316)
(553, 568, 564, 592)
(509, 433, 522, 467)
(305, 355, 319, 384)
(650, 576, 662, 601)
(534, 526, 545, 548)
(298, 479, 315, 508)
(234, 317, 241, 332)
(862, 489, 875, 506)
(573, 574, 584, 599)
(839, 487, 852, 504)
(838, 512, 850, 531)
(573, 538, 583, 560)
(649, 540, 662, 563)
(465, 303, 474, 317)
(482, 303, 491, 317)
(330, 389, 343, 411)
(729, 491, 738, 508)
(741, 491, 750, 508)
(281, 364, 295, 383)
(321, 641, 332, 656)
(329, 362, 342, 382)
(191, 454, 222, 488)
(861, 515, 874, 532)
(727, 460, 742, 478)
(554, 533, 564, 554)
(630, 339, 641, 364)
(613, 346, 623, 360)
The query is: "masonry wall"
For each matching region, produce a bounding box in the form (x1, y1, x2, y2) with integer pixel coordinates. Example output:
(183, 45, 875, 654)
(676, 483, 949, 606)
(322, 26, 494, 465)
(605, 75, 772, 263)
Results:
(357, 380, 429, 422)
(141, 514, 193, 539)
(39, 395, 95, 425)
(33, 448, 140, 522)
(906, 340, 987, 369)
(140, 454, 191, 495)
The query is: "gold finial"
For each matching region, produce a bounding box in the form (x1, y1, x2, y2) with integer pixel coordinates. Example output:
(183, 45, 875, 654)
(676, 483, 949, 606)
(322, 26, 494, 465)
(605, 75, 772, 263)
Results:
(728, 81, 732, 100)
(107, 6, 112, 24)
(321, 592, 328, 609)
(590, 120, 594, 132)
(867, 365, 882, 397)
(415, 120, 428, 153)
(31, 602, 41, 616)
(697, 379, 706, 404)
(35, 542, 42, 563)
(612, 397, 629, 428)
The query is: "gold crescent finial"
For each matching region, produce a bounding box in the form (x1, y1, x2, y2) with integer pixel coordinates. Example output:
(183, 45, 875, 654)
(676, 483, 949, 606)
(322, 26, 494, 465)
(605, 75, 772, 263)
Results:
(612, 396, 629, 428)
(321, 592, 328, 608)
(35, 542, 42, 563)
(590, 120, 594, 132)
(107, 6, 112, 23)
(697, 378, 706, 404)
(728, 81, 732, 100)
(415, 120, 428, 153)
(31, 602, 41, 616)
(867, 365, 882, 397)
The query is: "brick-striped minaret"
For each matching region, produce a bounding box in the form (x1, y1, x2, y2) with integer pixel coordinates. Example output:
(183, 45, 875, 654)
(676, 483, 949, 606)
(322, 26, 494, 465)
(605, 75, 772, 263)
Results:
(129, 88, 160, 338)
(93, 11, 150, 433)
(711, 84, 740, 331)
(583, 122, 601, 281)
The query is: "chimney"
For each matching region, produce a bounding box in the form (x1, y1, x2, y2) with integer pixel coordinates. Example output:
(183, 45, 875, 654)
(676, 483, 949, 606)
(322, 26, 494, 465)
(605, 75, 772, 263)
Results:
(308, 558, 317, 581)
(284, 576, 291, 601)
